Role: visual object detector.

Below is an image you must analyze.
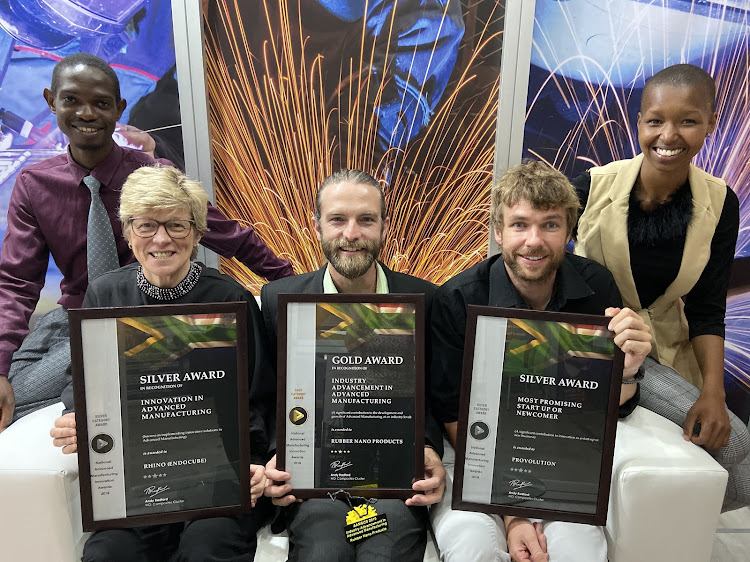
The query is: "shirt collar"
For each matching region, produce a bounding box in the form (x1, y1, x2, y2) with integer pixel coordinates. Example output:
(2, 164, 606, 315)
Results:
(66, 143, 125, 188)
(322, 262, 389, 294)
(488, 253, 594, 311)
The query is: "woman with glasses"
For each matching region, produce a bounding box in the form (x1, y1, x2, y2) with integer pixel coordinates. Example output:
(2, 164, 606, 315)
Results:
(49, 165, 273, 562)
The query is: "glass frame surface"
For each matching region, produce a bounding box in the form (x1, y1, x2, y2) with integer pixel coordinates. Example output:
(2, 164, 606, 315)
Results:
(277, 293, 425, 499)
(452, 305, 624, 525)
(69, 301, 251, 531)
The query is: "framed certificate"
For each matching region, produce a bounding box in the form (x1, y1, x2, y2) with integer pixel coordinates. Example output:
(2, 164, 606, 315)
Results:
(69, 302, 251, 531)
(277, 294, 425, 499)
(452, 306, 624, 525)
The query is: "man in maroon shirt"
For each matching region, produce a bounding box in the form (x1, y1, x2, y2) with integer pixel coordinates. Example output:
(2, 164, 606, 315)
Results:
(0, 53, 293, 431)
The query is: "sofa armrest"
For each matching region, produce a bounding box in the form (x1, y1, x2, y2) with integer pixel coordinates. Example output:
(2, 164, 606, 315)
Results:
(0, 403, 88, 561)
(607, 406, 727, 562)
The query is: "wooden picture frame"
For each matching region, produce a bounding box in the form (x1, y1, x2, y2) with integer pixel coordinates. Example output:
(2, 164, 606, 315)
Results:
(69, 302, 251, 531)
(276, 293, 425, 499)
(452, 306, 623, 525)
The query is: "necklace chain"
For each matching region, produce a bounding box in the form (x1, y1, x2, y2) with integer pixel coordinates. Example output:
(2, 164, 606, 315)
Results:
(136, 262, 202, 300)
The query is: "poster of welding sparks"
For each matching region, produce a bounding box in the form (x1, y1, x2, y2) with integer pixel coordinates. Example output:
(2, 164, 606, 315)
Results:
(204, 0, 505, 291)
(520, 0, 750, 418)
(0, 0, 182, 314)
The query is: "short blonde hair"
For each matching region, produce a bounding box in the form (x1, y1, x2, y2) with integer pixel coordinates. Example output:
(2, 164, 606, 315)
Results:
(119, 165, 209, 232)
(491, 161, 580, 237)
(119, 166, 209, 259)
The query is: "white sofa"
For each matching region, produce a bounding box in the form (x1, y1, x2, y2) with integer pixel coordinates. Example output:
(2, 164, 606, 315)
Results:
(607, 406, 727, 561)
(0, 402, 727, 562)
(0, 403, 441, 561)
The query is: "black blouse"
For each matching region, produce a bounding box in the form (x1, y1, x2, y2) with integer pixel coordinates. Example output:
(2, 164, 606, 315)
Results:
(573, 170, 739, 340)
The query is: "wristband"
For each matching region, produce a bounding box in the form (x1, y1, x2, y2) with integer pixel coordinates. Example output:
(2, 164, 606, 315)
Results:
(622, 366, 645, 385)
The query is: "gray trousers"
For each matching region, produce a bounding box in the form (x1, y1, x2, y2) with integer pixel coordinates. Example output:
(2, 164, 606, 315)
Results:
(639, 357, 750, 512)
(8, 307, 71, 421)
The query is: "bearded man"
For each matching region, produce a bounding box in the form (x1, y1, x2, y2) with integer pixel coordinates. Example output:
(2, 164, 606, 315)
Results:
(258, 169, 446, 561)
(429, 160, 652, 562)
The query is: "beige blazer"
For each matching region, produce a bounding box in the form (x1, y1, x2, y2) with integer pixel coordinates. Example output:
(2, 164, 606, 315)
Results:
(575, 154, 727, 388)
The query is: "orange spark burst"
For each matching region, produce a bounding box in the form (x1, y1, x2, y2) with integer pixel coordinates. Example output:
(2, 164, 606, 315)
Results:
(204, 0, 504, 292)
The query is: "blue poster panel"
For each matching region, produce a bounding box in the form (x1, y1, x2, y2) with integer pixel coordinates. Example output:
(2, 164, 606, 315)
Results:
(521, 0, 750, 418)
(0, 0, 183, 313)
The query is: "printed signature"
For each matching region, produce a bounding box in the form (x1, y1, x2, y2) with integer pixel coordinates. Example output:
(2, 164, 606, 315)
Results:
(509, 480, 533, 491)
(144, 485, 170, 498)
(330, 460, 353, 472)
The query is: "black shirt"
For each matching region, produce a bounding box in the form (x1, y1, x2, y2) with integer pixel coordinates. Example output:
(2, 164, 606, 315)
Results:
(431, 253, 637, 425)
(626, 179, 691, 308)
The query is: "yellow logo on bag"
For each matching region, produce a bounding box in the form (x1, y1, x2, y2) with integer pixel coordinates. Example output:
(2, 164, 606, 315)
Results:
(346, 504, 377, 524)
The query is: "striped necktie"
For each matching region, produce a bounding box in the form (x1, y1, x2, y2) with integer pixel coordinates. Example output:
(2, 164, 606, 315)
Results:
(84, 175, 120, 282)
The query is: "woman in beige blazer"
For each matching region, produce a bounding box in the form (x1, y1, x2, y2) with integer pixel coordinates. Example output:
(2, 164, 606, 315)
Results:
(574, 64, 749, 511)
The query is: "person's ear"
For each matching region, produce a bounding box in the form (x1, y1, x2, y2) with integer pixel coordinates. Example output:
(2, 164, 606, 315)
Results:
(381, 216, 390, 243)
(116, 98, 127, 121)
(43, 88, 56, 113)
(313, 216, 322, 243)
(493, 226, 503, 247)
(567, 220, 576, 243)
(123, 225, 132, 249)
(707, 111, 717, 137)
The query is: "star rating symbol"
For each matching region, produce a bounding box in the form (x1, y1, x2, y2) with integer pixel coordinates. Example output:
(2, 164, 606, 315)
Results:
(143, 472, 168, 479)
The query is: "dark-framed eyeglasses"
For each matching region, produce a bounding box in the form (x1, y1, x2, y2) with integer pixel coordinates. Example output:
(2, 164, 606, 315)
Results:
(128, 218, 195, 239)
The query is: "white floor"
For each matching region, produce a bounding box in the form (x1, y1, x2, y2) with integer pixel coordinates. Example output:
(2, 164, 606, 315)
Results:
(712, 506, 750, 561)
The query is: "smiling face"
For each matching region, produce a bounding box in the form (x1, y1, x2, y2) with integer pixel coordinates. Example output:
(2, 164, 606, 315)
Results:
(637, 84, 716, 183)
(494, 200, 568, 292)
(43, 64, 126, 169)
(314, 181, 388, 281)
(126, 207, 201, 289)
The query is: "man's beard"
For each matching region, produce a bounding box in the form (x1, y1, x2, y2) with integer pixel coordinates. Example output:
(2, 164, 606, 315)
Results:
(502, 247, 564, 285)
(322, 237, 382, 280)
